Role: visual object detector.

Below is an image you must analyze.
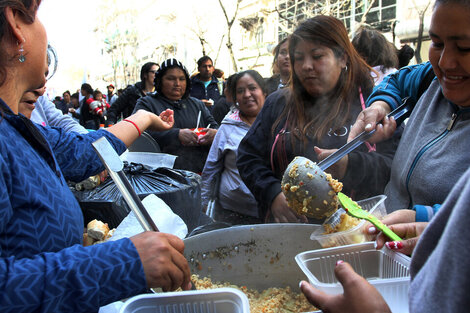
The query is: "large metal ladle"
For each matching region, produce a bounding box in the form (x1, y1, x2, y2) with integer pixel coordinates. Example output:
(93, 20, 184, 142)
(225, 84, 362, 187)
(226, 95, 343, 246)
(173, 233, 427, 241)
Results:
(282, 98, 416, 218)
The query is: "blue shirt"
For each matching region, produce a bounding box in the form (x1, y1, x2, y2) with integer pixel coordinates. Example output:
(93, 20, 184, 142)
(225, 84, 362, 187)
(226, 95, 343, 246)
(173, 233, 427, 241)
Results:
(0, 99, 147, 312)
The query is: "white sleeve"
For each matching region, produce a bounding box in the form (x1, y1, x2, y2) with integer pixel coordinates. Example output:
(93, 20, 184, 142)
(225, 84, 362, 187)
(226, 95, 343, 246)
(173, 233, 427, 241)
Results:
(31, 96, 88, 134)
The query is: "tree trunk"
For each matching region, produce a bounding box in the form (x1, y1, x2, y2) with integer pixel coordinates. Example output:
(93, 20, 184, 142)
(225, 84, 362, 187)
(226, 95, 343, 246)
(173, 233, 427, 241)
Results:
(415, 13, 424, 64)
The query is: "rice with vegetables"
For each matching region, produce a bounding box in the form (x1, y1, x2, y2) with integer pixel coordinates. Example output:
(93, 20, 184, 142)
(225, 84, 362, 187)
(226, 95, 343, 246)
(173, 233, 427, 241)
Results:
(192, 274, 316, 313)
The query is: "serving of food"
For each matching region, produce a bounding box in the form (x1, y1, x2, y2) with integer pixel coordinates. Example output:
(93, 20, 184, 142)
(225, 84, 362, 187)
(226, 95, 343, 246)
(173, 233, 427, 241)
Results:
(282, 156, 343, 219)
(191, 274, 316, 313)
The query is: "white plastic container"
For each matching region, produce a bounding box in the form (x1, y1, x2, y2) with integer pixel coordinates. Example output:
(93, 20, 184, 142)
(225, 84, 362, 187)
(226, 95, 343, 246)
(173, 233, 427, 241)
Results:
(120, 152, 177, 169)
(311, 195, 387, 248)
(119, 288, 250, 313)
(296, 242, 410, 313)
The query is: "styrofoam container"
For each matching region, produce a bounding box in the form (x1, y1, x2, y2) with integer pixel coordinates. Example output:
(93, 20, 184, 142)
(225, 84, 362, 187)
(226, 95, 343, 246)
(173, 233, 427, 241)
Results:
(296, 242, 410, 313)
(311, 195, 387, 248)
(119, 288, 250, 313)
(120, 152, 177, 169)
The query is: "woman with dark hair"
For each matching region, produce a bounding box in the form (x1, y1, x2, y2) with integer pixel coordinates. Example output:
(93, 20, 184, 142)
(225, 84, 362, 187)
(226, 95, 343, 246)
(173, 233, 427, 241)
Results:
(134, 58, 218, 173)
(237, 15, 398, 223)
(0, 1, 191, 311)
(212, 72, 236, 124)
(352, 27, 398, 85)
(106, 61, 159, 125)
(201, 70, 267, 224)
(265, 37, 291, 95)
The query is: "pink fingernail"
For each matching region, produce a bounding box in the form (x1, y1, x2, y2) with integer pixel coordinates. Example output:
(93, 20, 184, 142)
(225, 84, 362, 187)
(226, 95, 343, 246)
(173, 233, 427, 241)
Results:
(336, 260, 344, 266)
(368, 226, 376, 234)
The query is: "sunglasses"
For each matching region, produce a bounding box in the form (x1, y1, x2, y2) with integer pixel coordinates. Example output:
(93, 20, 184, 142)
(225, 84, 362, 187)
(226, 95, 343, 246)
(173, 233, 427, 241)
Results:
(47, 44, 58, 80)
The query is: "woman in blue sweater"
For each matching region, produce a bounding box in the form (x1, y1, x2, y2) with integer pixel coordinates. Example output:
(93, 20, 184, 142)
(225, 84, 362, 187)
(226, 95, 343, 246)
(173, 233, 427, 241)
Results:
(0, 1, 191, 312)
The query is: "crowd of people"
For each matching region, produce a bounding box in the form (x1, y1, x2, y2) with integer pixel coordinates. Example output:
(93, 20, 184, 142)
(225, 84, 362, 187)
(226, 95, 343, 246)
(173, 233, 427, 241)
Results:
(3, 0, 470, 312)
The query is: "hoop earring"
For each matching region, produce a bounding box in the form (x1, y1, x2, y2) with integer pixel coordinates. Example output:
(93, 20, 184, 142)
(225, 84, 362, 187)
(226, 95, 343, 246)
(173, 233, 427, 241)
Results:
(344, 65, 348, 72)
(18, 40, 26, 63)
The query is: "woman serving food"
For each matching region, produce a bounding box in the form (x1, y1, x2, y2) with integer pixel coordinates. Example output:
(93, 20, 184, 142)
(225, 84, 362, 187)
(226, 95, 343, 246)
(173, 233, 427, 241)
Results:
(237, 15, 398, 223)
(0, 1, 191, 312)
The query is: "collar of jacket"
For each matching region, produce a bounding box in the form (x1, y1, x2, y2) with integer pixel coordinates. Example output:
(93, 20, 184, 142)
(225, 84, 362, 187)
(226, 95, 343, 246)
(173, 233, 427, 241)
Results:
(0, 98, 62, 178)
(191, 74, 218, 85)
(153, 93, 187, 110)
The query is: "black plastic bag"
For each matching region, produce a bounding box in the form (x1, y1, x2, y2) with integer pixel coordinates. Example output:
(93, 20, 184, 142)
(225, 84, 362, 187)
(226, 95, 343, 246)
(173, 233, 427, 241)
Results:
(73, 163, 205, 231)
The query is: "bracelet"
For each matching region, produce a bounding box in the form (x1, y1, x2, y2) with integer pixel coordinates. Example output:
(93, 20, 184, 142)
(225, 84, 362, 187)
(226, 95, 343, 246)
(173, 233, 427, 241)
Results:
(123, 119, 142, 136)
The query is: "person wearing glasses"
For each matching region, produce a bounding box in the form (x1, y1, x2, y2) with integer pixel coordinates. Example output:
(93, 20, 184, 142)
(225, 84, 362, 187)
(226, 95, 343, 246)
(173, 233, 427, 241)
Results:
(106, 62, 159, 126)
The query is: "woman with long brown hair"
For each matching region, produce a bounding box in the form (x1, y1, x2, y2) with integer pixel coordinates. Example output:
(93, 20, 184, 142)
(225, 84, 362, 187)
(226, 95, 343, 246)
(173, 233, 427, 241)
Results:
(237, 15, 398, 223)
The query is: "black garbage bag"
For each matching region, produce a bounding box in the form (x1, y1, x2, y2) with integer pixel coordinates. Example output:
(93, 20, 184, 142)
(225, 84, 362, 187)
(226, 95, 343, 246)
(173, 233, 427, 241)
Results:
(73, 162, 204, 231)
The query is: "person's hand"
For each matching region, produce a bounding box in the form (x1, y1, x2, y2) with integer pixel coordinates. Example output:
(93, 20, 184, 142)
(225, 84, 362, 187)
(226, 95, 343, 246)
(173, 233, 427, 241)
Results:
(366, 210, 416, 233)
(145, 109, 174, 131)
(130, 231, 192, 292)
(270, 192, 308, 223)
(157, 109, 175, 129)
(349, 101, 396, 143)
(314, 146, 348, 179)
(300, 261, 391, 313)
(373, 222, 428, 255)
(197, 128, 217, 145)
(201, 99, 214, 108)
(69, 108, 76, 113)
(179, 129, 199, 146)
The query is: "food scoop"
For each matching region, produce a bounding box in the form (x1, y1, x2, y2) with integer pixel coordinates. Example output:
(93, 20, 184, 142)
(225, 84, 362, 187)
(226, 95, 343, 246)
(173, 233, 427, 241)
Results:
(282, 98, 416, 218)
(337, 192, 401, 241)
(281, 156, 341, 219)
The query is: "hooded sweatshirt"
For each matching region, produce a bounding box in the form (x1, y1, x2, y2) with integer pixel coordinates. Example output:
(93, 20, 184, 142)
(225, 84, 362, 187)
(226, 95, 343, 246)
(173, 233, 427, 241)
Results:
(201, 110, 258, 217)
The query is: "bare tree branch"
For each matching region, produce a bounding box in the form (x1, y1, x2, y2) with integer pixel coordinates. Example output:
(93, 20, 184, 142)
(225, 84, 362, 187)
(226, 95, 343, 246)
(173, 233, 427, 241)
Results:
(218, 0, 242, 72)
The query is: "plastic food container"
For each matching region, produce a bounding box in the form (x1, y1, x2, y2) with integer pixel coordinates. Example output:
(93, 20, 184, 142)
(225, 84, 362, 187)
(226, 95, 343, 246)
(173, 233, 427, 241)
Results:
(119, 288, 250, 313)
(296, 242, 410, 313)
(190, 128, 208, 139)
(310, 194, 387, 248)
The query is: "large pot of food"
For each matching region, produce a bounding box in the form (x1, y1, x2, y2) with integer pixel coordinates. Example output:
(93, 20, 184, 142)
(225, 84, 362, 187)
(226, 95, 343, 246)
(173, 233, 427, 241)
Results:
(184, 223, 322, 290)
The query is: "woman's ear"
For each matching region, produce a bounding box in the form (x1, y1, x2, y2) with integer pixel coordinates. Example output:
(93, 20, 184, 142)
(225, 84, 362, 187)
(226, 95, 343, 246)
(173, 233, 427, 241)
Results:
(340, 54, 349, 69)
(3, 7, 26, 44)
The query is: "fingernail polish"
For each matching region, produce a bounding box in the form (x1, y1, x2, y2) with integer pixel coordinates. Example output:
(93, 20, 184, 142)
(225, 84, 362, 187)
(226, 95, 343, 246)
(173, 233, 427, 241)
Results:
(365, 123, 372, 130)
(368, 226, 377, 234)
(386, 241, 403, 250)
(336, 260, 344, 266)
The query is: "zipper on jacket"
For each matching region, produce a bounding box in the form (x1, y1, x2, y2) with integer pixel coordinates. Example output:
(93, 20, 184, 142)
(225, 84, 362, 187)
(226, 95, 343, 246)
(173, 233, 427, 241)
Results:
(405, 110, 461, 208)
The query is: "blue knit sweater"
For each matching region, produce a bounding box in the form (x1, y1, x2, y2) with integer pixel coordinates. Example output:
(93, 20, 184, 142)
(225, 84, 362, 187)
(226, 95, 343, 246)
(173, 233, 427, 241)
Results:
(0, 99, 147, 312)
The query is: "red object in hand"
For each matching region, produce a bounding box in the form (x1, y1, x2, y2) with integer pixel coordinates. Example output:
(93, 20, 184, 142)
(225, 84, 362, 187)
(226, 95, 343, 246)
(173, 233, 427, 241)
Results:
(190, 128, 207, 139)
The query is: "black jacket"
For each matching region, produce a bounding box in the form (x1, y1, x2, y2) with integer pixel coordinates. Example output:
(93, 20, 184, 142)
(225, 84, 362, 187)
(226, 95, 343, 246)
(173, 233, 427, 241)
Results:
(237, 89, 399, 219)
(190, 74, 222, 104)
(106, 82, 147, 125)
(79, 96, 100, 129)
(134, 93, 218, 173)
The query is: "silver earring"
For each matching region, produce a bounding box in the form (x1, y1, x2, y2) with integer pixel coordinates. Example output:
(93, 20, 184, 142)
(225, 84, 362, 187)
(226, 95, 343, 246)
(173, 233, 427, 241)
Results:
(18, 41, 26, 63)
(344, 65, 348, 72)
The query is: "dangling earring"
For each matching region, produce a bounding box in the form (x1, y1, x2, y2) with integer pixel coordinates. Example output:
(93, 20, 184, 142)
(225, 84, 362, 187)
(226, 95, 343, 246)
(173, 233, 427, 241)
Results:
(18, 40, 26, 63)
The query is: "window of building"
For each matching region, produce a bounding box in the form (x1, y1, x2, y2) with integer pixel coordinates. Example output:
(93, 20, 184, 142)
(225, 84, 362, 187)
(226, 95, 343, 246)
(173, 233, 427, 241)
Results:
(276, 0, 397, 41)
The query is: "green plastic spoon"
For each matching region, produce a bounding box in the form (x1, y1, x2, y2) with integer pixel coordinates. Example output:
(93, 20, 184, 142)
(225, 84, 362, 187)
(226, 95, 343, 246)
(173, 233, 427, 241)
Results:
(337, 192, 402, 241)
